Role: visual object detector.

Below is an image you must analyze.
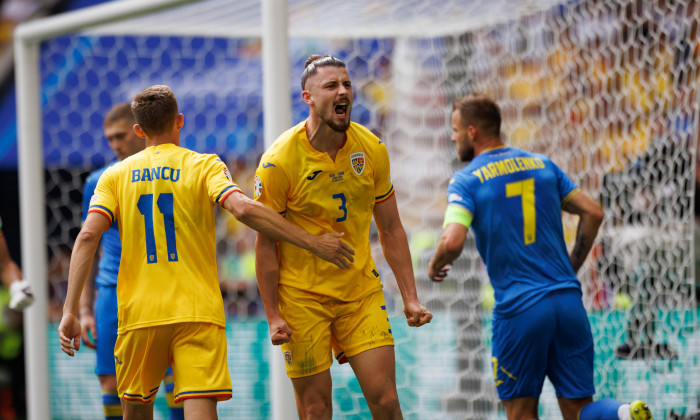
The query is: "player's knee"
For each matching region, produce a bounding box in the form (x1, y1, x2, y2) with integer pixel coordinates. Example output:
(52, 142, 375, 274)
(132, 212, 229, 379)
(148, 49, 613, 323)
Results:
(98, 375, 118, 394)
(301, 400, 332, 420)
(368, 391, 401, 415)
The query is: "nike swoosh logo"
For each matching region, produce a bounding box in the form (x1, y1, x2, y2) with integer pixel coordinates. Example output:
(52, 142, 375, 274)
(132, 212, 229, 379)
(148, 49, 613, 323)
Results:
(307, 170, 323, 180)
(115, 356, 123, 365)
(262, 162, 276, 168)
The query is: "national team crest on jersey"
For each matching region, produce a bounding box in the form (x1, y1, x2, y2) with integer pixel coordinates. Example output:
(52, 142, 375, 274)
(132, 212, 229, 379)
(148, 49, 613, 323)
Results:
(223, 167, 232, 182)
(254, 175, 262, 198)
(284, 350, 292, 366)
(350, 152, 365, 175)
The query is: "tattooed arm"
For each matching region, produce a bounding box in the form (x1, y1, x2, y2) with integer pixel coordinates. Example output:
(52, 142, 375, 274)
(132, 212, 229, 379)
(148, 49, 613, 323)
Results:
(563, 191, 604, 274)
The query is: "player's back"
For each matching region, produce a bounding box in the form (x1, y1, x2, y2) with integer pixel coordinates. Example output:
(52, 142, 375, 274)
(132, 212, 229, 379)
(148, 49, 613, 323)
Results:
(455, 146, 581, 316)
(90, 143, 238, 332)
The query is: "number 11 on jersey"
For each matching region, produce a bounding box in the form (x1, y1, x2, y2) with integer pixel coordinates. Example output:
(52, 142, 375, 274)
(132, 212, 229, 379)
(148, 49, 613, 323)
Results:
(137, 193, 179, 263)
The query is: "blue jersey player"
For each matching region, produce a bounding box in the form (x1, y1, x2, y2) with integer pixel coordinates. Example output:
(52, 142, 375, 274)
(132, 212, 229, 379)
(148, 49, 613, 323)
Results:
(79, 103, 184, 420)
(428, 94, 652, 420)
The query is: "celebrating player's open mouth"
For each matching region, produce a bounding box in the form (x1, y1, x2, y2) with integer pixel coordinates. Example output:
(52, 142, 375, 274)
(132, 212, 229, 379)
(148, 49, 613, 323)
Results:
(326, 99, 351, 132)
(335, 101, 349, 119)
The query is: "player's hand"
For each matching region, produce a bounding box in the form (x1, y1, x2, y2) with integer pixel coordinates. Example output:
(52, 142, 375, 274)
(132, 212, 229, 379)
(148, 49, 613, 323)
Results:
(58, 313, 82, 357)
(268, 316, 293, 345)
(428, 264, 451, 282)
(313, 232, 355, 269)
(79, 312, 97, 349)
(403, 300, 433, 327)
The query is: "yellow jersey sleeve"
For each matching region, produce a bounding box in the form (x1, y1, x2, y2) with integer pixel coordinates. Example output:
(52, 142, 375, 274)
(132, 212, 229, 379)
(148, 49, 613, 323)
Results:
(254, 156, 290, 214)
(88, 164, 119, 224)
(203, 155, 242, 206)
(373, 141, 394, 203)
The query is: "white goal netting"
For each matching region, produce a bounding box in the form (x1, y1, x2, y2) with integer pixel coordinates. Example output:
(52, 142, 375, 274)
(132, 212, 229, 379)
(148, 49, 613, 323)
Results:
(25, 0, 700, 418)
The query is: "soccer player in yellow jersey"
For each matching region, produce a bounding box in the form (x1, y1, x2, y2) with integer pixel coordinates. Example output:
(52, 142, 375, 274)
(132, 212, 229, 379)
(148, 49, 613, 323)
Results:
(255, 55, 433, 420)
(58, 85, 354, 420)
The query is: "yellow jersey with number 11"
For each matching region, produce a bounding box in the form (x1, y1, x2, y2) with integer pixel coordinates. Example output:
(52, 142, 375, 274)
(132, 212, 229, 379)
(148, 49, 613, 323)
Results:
(89, 143, 240, 333)
(254, 120, 394, 302)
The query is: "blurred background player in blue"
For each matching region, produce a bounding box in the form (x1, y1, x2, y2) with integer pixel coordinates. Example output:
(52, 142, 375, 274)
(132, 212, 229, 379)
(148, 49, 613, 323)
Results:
(428, 94, 652, 420)
(78, 103, 184, 420)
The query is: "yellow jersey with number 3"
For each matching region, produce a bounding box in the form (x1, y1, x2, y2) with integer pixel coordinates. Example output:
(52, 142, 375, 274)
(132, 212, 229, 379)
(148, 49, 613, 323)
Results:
(254, 120, 394, 301)
(88, 143, 240, 333)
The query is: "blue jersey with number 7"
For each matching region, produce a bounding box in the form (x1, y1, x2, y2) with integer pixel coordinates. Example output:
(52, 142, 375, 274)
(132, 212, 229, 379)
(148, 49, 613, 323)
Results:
(446, 146, 581, 318)
(88, 143, 240, 333)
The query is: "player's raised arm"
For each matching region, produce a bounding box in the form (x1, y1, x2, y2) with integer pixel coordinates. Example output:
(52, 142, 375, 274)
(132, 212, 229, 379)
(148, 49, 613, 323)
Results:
(222, 190, 354, 268)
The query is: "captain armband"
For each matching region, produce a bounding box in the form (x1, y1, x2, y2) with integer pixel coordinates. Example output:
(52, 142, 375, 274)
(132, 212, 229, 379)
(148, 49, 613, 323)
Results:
(443, 204, 472, 229)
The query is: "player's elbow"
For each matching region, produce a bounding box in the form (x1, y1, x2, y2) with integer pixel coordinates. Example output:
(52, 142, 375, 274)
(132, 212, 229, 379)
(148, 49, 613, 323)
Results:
(588, 205, 604, 228)
(442, 236, 465, 255)
(76, 225, 102, 246)
(230, 196, 256, 223)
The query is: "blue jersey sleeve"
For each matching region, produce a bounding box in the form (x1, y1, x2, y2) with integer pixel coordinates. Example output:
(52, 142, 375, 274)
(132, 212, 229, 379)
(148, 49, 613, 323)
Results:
(551, 160, 580, 202)
(446, 171, 476, 215)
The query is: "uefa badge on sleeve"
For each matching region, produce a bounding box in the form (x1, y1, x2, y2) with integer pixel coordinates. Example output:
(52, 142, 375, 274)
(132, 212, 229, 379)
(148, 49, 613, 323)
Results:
(350, 152, 365, 175)
(254, 175, 263, 198)
(223, 167, 233, 182)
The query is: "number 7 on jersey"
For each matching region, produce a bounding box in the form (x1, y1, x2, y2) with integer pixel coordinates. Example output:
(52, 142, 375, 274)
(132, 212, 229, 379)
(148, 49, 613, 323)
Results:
(506, 178, 536, 245)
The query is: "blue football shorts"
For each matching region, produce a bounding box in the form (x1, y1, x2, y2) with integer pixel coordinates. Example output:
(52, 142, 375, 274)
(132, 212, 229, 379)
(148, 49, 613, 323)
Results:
(490, 288, 595, 401)
(95, 285, 119, 376)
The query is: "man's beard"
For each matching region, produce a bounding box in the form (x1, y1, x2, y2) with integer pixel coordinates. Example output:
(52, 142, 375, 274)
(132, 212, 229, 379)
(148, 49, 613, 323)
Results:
(323, 110, 351, 133)
(459, 147, 474, 162)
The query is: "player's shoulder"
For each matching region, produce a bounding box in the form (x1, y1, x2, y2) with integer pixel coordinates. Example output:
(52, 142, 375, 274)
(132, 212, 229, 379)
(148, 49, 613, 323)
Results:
(348, 122, 382, 148)
(188, 148, 223, 164)
(86, 161, 117, 184)
(259, 121, 307, 169)
(509, 146, 552, 164)
(451, 158, 488, 187)
(272, 121, 306, 152)
(450, 166, 476, 187)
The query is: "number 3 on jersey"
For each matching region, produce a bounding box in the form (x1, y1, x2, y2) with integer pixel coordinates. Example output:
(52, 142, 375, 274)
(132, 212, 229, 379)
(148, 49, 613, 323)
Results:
(332, 193, 347, 222)
(137, 193, 178, 263)
(506, 178, 536, 245)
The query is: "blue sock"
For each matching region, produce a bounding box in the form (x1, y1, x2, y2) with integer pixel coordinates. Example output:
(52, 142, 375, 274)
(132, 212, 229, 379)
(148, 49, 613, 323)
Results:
(102, 392, 123, 420)
(579, 398, 623, 420)
(164, 380, 185, 420)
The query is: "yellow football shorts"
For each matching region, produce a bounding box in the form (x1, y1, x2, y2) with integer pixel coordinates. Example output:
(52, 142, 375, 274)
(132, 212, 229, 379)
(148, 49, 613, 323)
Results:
(278, 285, 394, 378)
(114, 322, 232, 404)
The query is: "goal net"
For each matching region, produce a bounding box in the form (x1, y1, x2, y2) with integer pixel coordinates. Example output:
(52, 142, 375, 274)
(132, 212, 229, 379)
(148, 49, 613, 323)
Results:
(19, 0, 699, 418)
